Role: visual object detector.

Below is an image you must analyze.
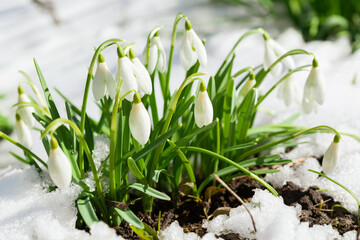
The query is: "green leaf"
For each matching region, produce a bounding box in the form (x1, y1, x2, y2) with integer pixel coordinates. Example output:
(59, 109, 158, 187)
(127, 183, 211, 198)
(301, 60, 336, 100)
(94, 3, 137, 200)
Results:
(236, 88, 257, 143)
(10, 151, 30, 165)
(171, 95, 195, 125)
(222, 78, 236, 139)
(128, 183, 171, 201)
(152, 169, 166, 183)
(207, 76, 216, 101)
(77, 197, 99, 228)
(128, 157, 147, 184)
(132, 125, 181, 161)
(221, 141, 257, 154)
(114, 207, 144, 229)
(130, 226, 153, 240)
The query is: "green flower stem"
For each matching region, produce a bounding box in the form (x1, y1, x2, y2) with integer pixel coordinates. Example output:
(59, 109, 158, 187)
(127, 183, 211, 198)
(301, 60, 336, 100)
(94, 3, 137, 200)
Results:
(214, 119, 221, 173)
(149, 72, 159, 126)
(220, 28, 266, 71)
(256, 49, 315, 88)
(109, 80, 126, 201)
(231, 66, 254, 79)
(41, 119, 106, 212)
(13, 102, 51, 118)
(308, 169, 360, 225)
(238, 125, 341, 161)
(19, 71, 49, 110)
(255, 64, 312, 108)
(0, 131, 47, 168)
(180, 146, 278, 197)
(79, 38, 123, 178)
(164, 13, 185, 103)
(148, 73, 206, 186)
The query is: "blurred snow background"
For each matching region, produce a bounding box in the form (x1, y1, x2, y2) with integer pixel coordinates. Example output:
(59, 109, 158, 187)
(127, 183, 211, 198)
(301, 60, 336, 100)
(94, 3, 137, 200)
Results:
(1, 0, 360, 239)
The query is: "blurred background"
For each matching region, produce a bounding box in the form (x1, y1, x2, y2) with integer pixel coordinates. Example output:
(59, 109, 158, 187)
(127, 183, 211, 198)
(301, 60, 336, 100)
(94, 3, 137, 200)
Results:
(0, 0, 358, 169)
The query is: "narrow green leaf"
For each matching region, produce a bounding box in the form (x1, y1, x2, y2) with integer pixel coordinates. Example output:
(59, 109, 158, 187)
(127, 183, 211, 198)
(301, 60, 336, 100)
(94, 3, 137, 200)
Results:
(132, 125, 180, 161)
(10, 151, 30, 164)
(130, 226, 153, 240)
(152, 169, 166, 183)
(114, 207, 144, 229)
(127, 157, 147, 184)
(77, 197, 99, 228)
(222, 78, 235, 139)
(236, 88, 257, 143)
(128, 183, 171, 201)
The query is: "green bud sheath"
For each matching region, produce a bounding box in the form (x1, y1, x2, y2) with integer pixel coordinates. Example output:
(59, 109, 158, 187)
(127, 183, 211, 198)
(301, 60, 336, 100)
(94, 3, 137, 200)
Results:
(129, 49, 136, 60)
(133, 92, 142, 104)
(117, 46, 125, 58)
(154, 31, 159, 37)
(15, 113, 21, 121)
(312, 58, 319, 68)
(18, 85, 24, 95)
(200, 81, 207, 92)
(185, 19, 192, 31)
(333, 135, 340, 143)
(50, 136, 59, 149)
(98, 53, 105, 63)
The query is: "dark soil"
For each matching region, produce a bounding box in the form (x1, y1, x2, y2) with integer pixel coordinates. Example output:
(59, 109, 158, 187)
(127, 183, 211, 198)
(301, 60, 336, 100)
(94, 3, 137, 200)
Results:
(115, 176, 359, 239)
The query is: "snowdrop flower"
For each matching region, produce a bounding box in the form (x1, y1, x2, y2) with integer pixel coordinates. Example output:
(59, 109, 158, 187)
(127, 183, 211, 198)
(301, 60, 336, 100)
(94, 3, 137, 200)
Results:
(180, 19, 207, 71)
(129, 49, 152, 97)
(17, 86, 35, 128)
(237, 71, 256, 106)
(144, 31, 167, 74)
(48, 136, 72, 189)
(195, 82, 213, 127)
(322, 135, 340, 175)
(129, 92, 151, 145)
(263, 33, 295, 78)
(92, 53, 116, 101)
(116, 46, 138, 101)
(302, 60, 325, 114)
(277, 74, 301, 106)
(15, 113, 32, 149)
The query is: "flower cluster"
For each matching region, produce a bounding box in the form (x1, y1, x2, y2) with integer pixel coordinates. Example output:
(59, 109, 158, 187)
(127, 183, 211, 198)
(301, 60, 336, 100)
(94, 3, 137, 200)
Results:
(261, 34, 325, 114)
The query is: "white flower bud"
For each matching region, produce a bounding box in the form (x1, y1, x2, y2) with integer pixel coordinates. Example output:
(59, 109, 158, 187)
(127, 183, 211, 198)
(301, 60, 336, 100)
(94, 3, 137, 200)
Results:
(302, 65, 325, 114)
(92, 54, 116, 101)
(15, 114, 32, 149)
(263, 38, 295, 78)
(180, 20, 207, 71)
(322, 135, 340, 175)
(17, 86, 35, 128)
(145, 34, 167, 74)
(129, 93, 151, 145)
(195, 82, 213, 128)
(129, 49, 152, 97)
(48, 137, 72, 189)
(116, 47, 138, 102)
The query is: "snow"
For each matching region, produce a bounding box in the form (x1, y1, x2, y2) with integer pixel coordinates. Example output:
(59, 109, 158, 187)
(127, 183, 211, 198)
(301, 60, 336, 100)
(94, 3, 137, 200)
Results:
(203, 190, 357, 240)
(1, 0, 360, 239)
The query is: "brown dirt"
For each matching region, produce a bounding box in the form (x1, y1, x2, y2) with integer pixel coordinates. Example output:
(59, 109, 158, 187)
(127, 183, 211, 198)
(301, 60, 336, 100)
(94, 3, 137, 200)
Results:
(115, 176, 359, 239)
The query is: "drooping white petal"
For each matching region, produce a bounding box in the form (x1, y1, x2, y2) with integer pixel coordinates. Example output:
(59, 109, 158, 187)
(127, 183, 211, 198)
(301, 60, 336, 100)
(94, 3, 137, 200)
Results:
(16, 119, 32, 149)
(129, 102, 151, 145)
(180, 31, 197, 71)
(48, 146, 73, 189)
(92, 63, 107, 101)
(18, 93, 35, 128)
(309, 67, 326, 105)
(264, 40, 282, 78)
(322, 140, 340, 175)
(268, 39, 295, 69)
(105, 68, 117, 100)
(116, 57, 138, 101)
(189, 29, 207, 68)
(195, 91, 213, 127)
(154, 37, 167, 73)
(147, 42, 158, 74)
(278, 75, 301, 106)
(131, 57, 152, 96)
